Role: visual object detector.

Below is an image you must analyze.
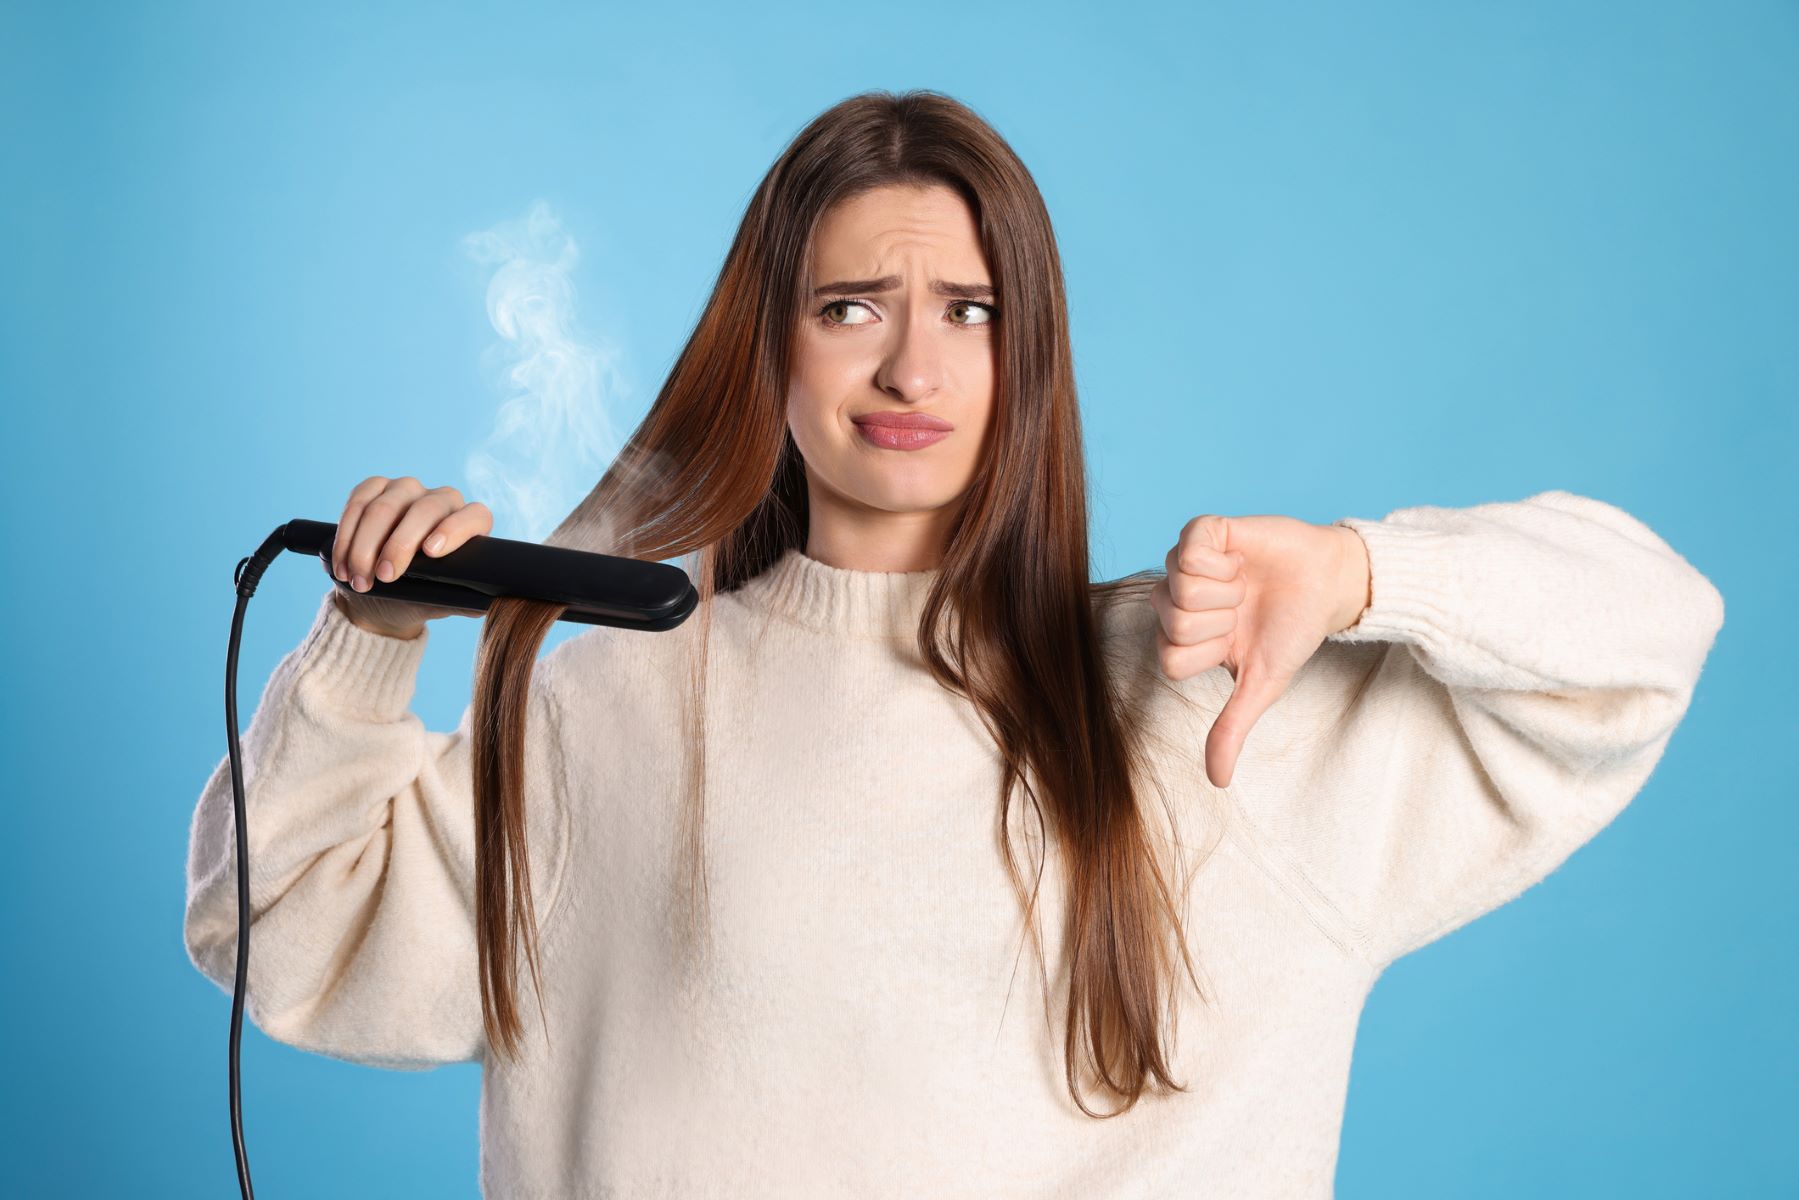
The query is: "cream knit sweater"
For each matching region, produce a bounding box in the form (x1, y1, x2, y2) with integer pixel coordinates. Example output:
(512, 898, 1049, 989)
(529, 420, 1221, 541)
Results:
(183, 489, 1724, 1198)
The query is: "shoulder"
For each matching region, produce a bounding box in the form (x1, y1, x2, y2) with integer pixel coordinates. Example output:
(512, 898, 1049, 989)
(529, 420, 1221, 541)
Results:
(536, 600, 723, 717)
(1091, 571, 1157, 642)
(1088, 570, 1233, 725)
(538, 620, 648, 703)
(542, 615, 671, 670)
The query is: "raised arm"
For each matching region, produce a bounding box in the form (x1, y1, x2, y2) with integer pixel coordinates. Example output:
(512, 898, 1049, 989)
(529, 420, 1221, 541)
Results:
(1217, 489, 1724, 968)
(183, 588, 574, 1068)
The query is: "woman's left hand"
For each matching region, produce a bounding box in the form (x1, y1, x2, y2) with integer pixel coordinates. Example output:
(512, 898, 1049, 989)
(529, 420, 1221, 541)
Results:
(1149, 513, 1372, 789)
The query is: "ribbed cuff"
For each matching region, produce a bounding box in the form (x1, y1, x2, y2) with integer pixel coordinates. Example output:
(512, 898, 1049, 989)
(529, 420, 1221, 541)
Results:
(293, 588, 431, 718)
(1324, 515, 1462, 649)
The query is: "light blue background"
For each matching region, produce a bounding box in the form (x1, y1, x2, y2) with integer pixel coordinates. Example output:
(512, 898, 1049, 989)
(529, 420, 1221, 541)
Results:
(5, 2, 1792, 1195)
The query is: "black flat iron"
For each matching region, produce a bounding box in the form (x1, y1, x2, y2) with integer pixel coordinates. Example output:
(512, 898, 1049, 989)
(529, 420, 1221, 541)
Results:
(277, 518, 698, 630)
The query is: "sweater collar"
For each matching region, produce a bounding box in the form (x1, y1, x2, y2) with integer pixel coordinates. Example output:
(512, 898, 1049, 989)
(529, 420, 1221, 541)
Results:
(738, 546, 943, 640)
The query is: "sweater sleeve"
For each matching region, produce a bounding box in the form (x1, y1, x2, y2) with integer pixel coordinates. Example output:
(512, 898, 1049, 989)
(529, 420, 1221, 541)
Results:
(182, 588, 574, 1069)
(1221, 489, 1724, 969)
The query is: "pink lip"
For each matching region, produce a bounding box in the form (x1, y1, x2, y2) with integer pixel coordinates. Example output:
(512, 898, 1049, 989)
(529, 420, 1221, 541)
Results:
(855, 423, 949, 451)
(852, 410, 953, 452)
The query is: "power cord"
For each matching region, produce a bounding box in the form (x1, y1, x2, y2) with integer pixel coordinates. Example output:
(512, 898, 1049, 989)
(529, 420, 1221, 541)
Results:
(221, 524, 292, 1200)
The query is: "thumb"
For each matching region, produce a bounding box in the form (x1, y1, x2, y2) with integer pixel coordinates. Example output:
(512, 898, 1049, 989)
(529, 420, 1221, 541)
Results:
(1205, 665, 1286, 789)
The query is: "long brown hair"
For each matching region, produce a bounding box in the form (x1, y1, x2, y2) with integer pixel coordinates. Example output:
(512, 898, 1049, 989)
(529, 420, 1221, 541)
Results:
(472, 88, 1213, 1118)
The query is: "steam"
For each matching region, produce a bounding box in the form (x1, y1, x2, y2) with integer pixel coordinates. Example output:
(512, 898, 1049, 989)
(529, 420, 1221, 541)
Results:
(459, 201, 629, 544)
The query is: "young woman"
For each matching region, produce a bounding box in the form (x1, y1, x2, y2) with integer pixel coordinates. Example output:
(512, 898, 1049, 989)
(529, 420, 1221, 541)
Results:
(183, 90, 1725, 1196)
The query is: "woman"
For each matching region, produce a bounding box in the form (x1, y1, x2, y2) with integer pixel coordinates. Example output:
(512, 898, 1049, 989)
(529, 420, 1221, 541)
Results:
(183, 89, 1725, 1196)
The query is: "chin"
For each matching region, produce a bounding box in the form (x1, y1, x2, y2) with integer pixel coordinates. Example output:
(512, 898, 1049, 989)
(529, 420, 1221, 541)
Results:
(846, 481, 957, 513)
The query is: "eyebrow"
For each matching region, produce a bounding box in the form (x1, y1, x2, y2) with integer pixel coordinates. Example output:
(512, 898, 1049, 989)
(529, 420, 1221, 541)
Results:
(812, 275, 995, 301)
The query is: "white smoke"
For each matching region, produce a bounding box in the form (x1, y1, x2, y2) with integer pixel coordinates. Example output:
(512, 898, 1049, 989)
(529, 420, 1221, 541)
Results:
(460, 201, 629, 543)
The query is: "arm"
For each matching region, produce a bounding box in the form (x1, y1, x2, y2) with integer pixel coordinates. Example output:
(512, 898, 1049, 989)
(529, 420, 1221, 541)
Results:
(1223, 489, 1724, 968)
(182, 588, 574, 1068)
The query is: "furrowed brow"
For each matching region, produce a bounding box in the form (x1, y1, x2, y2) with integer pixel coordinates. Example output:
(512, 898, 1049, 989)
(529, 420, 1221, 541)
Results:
(813, 275, 995, 300)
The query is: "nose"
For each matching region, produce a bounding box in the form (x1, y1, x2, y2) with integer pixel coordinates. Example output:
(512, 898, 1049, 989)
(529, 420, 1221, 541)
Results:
(874, 303, 947, 402)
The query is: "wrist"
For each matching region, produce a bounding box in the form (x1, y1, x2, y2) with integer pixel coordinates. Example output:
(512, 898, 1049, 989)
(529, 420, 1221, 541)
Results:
(333, 590, 427, 641)
(1327, 524, 1371, 634)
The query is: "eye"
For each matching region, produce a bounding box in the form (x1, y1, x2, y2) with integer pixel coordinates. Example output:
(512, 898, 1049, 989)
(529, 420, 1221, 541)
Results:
(816, 299, 999, 328)
(819, 299, 877, 326)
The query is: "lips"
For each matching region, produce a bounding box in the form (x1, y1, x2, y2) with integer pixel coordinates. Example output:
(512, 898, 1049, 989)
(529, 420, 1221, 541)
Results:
(852, 411, 954, 431)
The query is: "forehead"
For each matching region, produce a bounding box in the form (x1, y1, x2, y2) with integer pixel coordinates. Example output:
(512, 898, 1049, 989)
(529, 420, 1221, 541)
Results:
(810, 183, 987, 275)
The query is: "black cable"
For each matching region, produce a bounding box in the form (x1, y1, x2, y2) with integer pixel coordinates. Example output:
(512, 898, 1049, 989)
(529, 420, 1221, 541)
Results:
(224, 526, 291, 1200)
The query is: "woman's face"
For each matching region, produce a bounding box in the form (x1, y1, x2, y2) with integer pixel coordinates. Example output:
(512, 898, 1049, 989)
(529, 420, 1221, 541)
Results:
(787, 182, 997, 567)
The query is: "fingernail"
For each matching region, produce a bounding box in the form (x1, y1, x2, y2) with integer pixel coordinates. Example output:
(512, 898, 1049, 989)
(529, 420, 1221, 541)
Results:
(425, 533, 446, 555)
(377, 559, 395, 581)
(353, 574, 368, 592)
(334, 563, 346, 582)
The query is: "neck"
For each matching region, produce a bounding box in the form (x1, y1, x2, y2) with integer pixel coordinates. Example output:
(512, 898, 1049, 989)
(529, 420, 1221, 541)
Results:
(800, 473, 960, 573)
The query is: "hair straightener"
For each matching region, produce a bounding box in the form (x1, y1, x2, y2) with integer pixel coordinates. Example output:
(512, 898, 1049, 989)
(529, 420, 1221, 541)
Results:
(220, 520, 698, 1199)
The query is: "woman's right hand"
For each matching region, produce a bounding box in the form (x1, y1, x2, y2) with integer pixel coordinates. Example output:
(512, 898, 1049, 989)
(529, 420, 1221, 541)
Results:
(330, 475, 494, 640)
